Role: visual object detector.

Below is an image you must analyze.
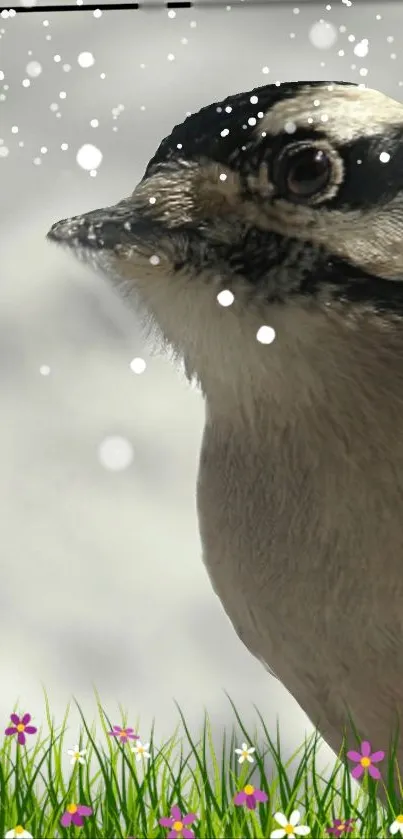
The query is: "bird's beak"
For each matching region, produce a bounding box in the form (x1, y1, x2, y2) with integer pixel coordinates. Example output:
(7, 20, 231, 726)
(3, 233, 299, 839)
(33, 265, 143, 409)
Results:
(46, 199, 161, 254)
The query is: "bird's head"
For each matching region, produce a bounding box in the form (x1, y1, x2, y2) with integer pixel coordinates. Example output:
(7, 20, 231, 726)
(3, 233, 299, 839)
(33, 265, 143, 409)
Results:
(47, 81, 403, 418)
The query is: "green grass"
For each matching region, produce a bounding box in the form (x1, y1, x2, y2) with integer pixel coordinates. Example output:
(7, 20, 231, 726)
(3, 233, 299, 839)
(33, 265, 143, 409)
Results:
(0, 688, 402, 838)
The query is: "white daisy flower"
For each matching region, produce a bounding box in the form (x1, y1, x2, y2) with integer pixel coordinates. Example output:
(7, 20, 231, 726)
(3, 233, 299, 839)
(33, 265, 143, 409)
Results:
(270, 810, 310, 838)
(234, 742, 256, 764)
(390, 815, 403, 835)
(67, 744, 87, 765)
(5, 827, 33, 838)
(131, 740, 151, 761)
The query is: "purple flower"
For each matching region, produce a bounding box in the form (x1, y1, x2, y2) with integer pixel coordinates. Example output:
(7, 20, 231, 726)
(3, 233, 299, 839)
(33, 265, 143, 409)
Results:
(4, 713, 37, 745)
(346, 740, 385, 780)
(107, 725, 139, 744)
(326, 818, 356, 835)
(234, 783, 268, 810)
(159, 804, 197, 838)
(60, 803, 93, 828)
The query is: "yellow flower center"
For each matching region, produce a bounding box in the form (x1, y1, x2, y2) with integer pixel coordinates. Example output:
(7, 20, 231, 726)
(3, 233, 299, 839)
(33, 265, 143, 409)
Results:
(284, 826, 294, 836)
(242, 751, 249, 758)
(397, 815, 403, 824)
(120, 729, 127, 737)
(74, 752, 81, 759)
(138, 746, 144, 752)
(338, 824, 346, 832)
(173, 821, 183, 831)
(244, 784, 255, 795)
(360, 756, 371, 767)
(16, 724, 25, 732)
(15, 827, 24, 835)
(67, 804, 78, 814)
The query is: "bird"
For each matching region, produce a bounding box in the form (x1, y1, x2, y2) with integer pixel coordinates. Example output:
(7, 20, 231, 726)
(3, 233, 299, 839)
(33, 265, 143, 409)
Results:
(47, 80, 403, 791)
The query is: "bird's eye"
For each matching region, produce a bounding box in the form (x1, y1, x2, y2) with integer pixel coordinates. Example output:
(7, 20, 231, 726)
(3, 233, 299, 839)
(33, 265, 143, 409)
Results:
(273, 143, 332, 201)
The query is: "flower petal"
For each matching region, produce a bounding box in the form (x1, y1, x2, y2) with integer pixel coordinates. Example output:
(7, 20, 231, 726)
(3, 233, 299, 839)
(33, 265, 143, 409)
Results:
(24, 726, 37, 735)
(71, 813, 84, 827)
(254, 789, 268, 803)
(295, 826, 310, 836)
(17, 732, 26, 745)
(60, 813, 72, 827)
(346, 750, 362, 762)
(368, 765, 382, 780)
(21, 713, 31, 725)
(370, 750, 385, 763)
(390, 823, 399, 835)
(289, 810, 301, 826)
(182, 814, 197, 825)
(360, 741, 371, 757)
(77, 805, 92, 816)
(182, 831, 195, 839)
(159, 818, 174, 827)
(4, 727, 17, 736)
(246, 795, 256, 809)
(351, 764, 364, 779)
(167, 832, 178, 839)
(10, 714, 20, 726)
(234, 791, 247, 805)
(270, 830, 286, 839)
(170, 806, 182, 821)
(273, 812, 288, 827)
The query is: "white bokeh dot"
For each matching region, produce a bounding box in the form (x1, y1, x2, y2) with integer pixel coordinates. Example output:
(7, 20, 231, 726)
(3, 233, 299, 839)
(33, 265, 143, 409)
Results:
(380, 152, 391, 163)
(76, 144, 103, 171)
(78, 51, 95, 68)
(149, 255, 160, 266)
(309, 20, 338, 49)
(25, 60, 42, 77)
(257, 325, 276, 344)
(217, 290, 234, 307)
(354, 39, 369, 58)
(39, 365, 51, 376)
(130, 357, 147, 374)
(98, 436, 134, 472)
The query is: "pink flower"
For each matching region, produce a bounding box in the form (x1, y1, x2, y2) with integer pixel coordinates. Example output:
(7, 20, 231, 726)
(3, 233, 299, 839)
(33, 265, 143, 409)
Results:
(346, 740, 385, 780)
(326, 818, 356, 835)
(107, 725, 139, 744)
(4, 713, 37, 745)
(234, 783, 268, 810)
(159, 804, 198, 838)
(60, 803, 93, 828)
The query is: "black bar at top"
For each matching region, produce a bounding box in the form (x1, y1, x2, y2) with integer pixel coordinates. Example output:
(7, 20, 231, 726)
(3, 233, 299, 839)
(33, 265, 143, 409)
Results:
(1, 0, 392, 10)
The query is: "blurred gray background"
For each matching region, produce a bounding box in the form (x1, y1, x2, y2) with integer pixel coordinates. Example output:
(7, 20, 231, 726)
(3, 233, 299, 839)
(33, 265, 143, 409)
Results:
(0, 0, 402, 782)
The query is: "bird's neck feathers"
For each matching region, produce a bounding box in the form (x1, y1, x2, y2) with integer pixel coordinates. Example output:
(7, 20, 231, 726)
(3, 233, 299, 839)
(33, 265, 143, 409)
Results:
(130, 257, 403, 449)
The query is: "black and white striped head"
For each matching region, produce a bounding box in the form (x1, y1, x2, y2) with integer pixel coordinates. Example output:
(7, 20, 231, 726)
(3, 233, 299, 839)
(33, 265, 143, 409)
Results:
(47, 81, 403, 398)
